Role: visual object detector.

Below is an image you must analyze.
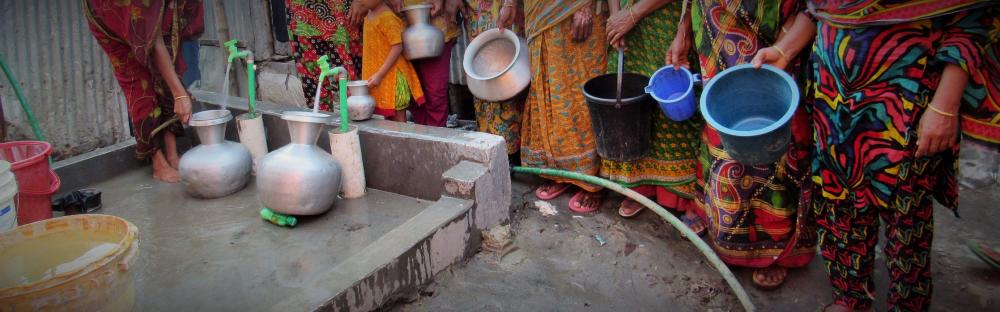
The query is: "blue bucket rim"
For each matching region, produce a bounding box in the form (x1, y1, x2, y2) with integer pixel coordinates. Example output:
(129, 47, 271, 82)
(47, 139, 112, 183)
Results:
(645, 66, 695, 105)
(699, 64, 799, 137)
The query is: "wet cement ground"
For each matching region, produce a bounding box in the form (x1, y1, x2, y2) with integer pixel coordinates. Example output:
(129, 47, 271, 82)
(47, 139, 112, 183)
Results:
(393, 172, 1000, 311)
(92, 170, 432, 311)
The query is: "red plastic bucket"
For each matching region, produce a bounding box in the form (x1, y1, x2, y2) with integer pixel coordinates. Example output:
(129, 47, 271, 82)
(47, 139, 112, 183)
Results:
(0, 141, 54, 193)
(16, 169, 59, 225)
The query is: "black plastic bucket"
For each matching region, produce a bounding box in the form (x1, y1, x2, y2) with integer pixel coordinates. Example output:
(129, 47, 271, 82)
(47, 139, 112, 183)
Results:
(582, 73, 654, 162)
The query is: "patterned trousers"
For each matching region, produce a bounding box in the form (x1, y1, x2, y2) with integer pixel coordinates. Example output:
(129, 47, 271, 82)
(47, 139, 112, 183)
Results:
(813, 160, 939, 311)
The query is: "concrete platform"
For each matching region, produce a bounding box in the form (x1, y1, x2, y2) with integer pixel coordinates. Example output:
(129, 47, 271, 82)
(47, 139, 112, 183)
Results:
(53, 88, 513, 311)
(94, 170, 430, 311)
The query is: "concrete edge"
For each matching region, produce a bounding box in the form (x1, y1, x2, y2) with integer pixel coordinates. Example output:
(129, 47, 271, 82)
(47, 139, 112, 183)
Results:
(271, 195, 475, 311)
(52, 139, 142, 195)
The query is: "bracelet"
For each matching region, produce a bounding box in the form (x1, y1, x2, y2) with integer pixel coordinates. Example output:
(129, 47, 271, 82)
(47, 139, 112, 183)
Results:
(928, 105, 957, 117)
(628, 7, 638, 26)
(781, 26, 789, 34)
(174, 95, 190, 101)
(771, 45, 787, 60)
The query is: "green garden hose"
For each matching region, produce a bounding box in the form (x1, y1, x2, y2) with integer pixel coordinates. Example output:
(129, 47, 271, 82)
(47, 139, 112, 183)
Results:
(0, 53, 45, 141)
(512, 166, 755, 312)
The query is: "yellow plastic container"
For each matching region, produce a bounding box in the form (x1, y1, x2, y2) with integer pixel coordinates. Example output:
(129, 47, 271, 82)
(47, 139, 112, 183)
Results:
(0, 215, 139, 312)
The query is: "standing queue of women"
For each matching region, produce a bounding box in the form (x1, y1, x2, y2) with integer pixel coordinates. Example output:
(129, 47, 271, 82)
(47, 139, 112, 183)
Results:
(88, 0, 999, 310)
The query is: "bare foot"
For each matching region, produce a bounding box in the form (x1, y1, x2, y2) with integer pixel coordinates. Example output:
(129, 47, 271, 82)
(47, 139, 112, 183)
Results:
(164, 132, 181, 169)
(152, 150, 181, 183)
(752, 266, 787, 290)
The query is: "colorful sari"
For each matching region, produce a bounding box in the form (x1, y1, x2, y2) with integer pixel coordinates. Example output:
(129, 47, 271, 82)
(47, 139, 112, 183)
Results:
(85, 0, 204, 160)
(466, 0, 525, 155)
(808, 2, 998, 310)
(690, 0, 815, 268)
(520, 0, 607, 191)
(600, 0, 701, 210)
(287, 0, 362, 112)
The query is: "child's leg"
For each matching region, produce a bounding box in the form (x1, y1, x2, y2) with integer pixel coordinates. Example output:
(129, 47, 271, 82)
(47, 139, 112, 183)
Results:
(392, 110, 406, 122)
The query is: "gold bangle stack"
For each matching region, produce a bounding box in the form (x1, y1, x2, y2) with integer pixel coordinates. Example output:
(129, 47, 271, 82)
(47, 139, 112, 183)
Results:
(174, 95, 191, 102)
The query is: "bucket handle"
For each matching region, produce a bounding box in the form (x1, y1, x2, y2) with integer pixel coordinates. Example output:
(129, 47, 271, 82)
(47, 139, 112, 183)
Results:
(692, 73, 702, 86)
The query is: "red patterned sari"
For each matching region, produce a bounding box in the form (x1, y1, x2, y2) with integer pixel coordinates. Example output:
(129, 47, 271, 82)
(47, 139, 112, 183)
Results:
(85, 0, 204, 159)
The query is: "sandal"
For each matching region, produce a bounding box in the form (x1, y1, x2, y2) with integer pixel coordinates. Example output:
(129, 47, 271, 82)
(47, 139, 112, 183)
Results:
(680, 214, 707, 236)
(969, 242, 1000, 270)
(568, 191, 604, 213)
(618, 199, 645, 218)
(752, 266, 787, 290)
(535, 183, 571, 200)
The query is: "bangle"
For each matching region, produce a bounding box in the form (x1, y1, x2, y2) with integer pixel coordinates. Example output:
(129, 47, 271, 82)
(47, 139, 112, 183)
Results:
(928, 105, 957, 117)
(174, 95, 190, 101)
(628, 7, 638, 26)
(771, 45, 787, 60)
(781, 26, 789, 34)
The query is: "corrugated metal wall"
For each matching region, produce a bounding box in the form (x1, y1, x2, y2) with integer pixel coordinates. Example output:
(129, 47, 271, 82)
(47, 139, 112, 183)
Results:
(0, 0, 132, 160)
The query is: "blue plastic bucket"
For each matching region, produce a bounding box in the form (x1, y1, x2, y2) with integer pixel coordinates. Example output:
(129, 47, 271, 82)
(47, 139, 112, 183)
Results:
(645, 66, 701, 121)
(700, 64, 799, 165)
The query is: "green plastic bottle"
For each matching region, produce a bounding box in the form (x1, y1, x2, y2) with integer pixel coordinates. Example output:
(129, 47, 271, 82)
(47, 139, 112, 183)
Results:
(260, 208, 297, 227)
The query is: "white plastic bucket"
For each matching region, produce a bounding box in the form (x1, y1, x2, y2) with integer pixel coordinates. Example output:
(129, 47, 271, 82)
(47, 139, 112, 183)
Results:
(0, 160, 18, 231)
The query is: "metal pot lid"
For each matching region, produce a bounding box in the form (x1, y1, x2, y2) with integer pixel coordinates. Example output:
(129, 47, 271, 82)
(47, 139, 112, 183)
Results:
(189, 110, 233, 127)
(282, 111, 332, 124)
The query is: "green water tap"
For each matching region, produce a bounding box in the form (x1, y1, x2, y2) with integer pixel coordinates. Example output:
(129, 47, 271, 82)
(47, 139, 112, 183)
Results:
(315, 55, 349, 132)
(260, 208, 297, 227)
(224, 39, 257, 116)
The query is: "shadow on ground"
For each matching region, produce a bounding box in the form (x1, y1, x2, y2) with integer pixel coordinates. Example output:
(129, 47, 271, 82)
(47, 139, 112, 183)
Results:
(391, 168, 1000, 311)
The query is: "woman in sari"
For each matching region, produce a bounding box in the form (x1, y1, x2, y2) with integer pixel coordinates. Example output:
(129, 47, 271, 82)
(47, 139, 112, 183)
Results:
(756, 1, 999, 310)
(85, 0, 204, 183)
(675, 0, 816, 289)
(504, 0, 608, 212)
(601, 0, 703, 231)
(466, 0, 525, 162)
(288, 0, 362, 111)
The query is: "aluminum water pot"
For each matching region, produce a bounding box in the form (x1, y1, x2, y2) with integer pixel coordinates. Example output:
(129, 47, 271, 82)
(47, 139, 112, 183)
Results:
(463, 28, 530, 101)
(401, 4, 444, 60)
(257, 111, 342, 215)
(346, 80, 375, 121)
(179, 110, 252, 198)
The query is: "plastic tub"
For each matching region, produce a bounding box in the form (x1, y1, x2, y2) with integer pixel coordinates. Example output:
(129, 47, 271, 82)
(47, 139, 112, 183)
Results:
(0, 141, 53, 193)
(700, 64, 799, 165)
(582, 73, 655, 162)
(0, 214, 139, 311)
(15, 169, 58, 225)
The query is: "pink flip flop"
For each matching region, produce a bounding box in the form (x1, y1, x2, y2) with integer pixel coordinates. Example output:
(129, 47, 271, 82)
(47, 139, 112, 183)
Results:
(618, 199, 645, 218)
(569, 191, 604, 213)
(535, 183, 571, 200)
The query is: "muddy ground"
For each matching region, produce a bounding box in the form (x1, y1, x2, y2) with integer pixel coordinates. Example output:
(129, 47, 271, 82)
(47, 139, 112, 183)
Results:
(391, 157, 1000, 311)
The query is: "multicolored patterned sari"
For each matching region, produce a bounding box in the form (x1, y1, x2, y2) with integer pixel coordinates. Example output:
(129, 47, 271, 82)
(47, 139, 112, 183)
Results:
(85, 0, 204, 160)
(287, 0, 361, 111)
(690, 0, 815, 268)
(520, 0, 607, 191)
(466, 0, 525, 155)
(599, 0, 701, 210)
(809, 2, 998, 310)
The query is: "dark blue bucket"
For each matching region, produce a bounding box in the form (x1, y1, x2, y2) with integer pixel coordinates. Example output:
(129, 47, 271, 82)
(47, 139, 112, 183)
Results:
(700, 64, 799, 165)
(645, 66, 700, 121)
